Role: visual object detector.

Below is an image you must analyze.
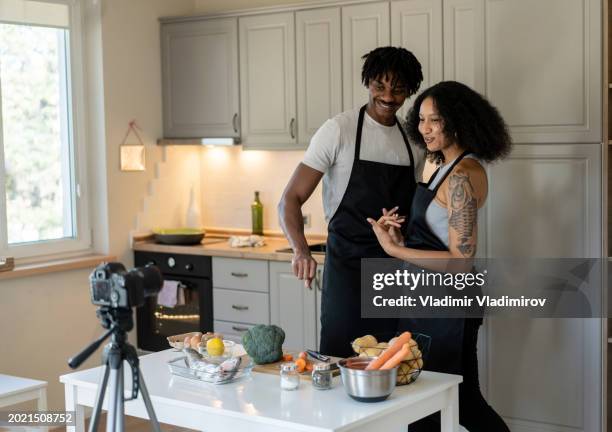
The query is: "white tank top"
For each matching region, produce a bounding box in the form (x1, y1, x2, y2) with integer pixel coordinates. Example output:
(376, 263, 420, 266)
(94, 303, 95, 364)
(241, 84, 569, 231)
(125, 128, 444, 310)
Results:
(424, 154, 482, 248)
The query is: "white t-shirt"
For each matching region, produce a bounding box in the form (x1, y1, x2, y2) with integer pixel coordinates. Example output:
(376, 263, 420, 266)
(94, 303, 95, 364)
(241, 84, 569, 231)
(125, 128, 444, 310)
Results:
(303, 108, 425, 222)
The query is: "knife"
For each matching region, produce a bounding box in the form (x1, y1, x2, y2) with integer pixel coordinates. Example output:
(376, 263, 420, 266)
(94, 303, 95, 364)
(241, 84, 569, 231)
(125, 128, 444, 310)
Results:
(306, 349, 330, 363)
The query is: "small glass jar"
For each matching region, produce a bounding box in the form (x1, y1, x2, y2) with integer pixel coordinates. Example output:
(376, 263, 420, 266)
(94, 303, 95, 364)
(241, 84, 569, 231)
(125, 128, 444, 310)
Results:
(280, 362, 300, 391)
(311, 362, 333, 390)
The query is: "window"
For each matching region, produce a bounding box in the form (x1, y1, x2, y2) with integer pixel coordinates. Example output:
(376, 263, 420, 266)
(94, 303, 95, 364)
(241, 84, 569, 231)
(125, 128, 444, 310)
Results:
(0, 0, 90, 260)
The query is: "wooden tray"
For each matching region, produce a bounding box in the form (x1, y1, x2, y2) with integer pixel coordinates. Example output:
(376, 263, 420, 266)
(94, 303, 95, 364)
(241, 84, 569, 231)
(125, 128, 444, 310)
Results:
(252, 353, 342, 381)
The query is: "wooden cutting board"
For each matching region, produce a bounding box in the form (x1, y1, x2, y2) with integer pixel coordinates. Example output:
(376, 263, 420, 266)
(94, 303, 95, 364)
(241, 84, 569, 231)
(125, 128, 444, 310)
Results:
(252, 353, 342, 381)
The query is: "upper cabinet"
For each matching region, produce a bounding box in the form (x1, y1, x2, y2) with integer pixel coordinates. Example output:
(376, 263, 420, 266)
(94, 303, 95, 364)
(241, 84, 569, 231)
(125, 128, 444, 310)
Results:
(161, 18, 240, 139)
(482, 0, 601, 144)
(296, 7, 342, 146)
(391, 0, 443, 120)
(239, 13, 297, 149)
(160, 0, 601, 146)
(442, 0, 485, 93)
(342, 2, 390, 110)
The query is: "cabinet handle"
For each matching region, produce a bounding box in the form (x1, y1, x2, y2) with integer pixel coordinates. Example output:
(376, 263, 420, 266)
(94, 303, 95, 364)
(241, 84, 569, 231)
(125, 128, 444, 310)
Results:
(231, 272, 248, 278)
(290, 118, 295, 139)
(231, 305, 249, 311)
(232, 325, 249, 332)
(315, 269, 322, 291)
(232, 113, 239, 133)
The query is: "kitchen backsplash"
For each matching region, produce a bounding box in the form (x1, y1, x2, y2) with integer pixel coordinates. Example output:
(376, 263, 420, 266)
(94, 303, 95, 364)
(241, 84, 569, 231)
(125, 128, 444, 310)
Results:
(200, 146, 326, 235)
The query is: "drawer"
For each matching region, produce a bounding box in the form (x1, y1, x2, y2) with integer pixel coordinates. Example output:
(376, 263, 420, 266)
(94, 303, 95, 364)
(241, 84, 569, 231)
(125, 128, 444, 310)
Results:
(212, 257, 268, 292)
(213, 288, 269, 324)
(214, 320, 255, 343)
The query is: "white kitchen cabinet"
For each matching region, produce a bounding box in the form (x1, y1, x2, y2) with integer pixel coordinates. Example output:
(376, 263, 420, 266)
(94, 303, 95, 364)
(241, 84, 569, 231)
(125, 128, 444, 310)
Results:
(269, 261, 317, 351)
(296, 7, 342, 146)
(442, 0, 485, 93)
(239, 12, 297, 149)
(160, 18, 239, 139)
(314, 266, 324, 350)
(481, 143, 602, 432)
(391, 0, 443, 120)
(341, 2, 390, 110)
(483, 0, 601, 144)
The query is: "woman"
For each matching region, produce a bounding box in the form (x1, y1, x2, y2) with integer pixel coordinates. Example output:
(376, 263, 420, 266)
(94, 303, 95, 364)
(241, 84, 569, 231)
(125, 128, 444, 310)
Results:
(367, 81, 511, 432)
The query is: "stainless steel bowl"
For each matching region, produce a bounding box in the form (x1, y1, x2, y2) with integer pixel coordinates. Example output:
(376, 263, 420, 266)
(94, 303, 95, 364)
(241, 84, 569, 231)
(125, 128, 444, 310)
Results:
(338, 357, 398, 402)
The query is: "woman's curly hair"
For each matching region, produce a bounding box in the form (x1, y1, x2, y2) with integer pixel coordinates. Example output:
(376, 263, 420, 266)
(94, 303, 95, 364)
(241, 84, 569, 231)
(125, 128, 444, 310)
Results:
(405, 81, 511, 164)
(361, 47, 423, 97)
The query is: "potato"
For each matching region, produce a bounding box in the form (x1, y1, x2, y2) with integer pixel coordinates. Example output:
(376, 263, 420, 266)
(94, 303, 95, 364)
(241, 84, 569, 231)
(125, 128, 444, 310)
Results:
(361, 335, 378, 347)
(364, 347, 383, 357)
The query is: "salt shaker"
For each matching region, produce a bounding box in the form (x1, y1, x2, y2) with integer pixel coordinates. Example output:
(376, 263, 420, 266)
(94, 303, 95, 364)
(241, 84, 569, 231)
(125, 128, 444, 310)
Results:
(311, 362, 333, 390)
(280, 362, 300, 390)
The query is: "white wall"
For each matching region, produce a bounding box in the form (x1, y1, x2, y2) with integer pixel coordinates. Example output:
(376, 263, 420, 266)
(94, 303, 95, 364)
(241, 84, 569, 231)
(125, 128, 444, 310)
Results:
(0, 0, 197, 411)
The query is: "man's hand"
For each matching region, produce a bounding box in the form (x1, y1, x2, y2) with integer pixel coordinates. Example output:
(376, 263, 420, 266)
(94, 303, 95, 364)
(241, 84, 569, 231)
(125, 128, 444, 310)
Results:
(292, 249, 318, 288)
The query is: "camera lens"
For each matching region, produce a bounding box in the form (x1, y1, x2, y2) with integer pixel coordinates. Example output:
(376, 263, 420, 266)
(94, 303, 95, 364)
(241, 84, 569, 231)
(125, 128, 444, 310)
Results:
(140, 265, 163, 297)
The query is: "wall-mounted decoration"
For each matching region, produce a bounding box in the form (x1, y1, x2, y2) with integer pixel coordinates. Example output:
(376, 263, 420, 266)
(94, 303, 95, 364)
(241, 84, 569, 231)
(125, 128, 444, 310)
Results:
(120, 120, 146, 171)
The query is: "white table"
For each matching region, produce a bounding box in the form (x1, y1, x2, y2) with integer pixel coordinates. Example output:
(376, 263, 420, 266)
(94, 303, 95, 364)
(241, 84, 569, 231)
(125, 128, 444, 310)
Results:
(0, 374, 47, 410)
(60, 349, 462, 432)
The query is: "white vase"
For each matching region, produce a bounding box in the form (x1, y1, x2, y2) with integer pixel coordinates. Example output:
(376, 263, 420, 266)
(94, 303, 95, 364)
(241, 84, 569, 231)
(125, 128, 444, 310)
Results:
(185, 186, 201, 229)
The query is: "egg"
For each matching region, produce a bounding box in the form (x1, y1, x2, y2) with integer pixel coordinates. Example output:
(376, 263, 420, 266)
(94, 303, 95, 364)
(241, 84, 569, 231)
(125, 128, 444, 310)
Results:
(190, 334, 202, 349)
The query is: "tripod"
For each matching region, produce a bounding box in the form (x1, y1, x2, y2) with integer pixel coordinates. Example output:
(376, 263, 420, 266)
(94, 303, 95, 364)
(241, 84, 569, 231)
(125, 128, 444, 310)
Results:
(69, 307, 161, 432)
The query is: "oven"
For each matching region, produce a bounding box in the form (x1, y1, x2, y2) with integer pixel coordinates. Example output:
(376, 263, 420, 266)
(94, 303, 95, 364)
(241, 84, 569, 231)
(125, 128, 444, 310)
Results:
(135, 251, 213, 352)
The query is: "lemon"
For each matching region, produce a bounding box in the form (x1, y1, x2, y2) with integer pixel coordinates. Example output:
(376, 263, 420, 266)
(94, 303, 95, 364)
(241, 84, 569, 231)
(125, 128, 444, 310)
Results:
(206, 337, 225, 357)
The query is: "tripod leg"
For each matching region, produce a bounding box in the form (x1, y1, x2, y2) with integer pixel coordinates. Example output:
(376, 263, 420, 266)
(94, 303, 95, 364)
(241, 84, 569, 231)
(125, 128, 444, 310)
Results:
(106, 366, 121, 432)
(137, 369, 161, 432)
(88, 364, 110, 432)
(115, 364, 124, 432)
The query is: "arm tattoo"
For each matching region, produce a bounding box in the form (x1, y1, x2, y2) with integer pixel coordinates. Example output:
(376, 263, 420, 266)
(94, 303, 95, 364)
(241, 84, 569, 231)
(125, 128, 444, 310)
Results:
(448, 172, 477, 257)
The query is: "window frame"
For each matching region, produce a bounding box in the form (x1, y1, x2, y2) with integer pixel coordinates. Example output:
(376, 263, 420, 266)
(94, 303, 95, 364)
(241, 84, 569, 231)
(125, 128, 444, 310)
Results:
(0, 0, 92, 263)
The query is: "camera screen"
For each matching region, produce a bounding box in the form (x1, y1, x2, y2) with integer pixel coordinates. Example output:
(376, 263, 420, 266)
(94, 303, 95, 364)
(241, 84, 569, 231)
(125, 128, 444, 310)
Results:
(91, 280, 111, 304)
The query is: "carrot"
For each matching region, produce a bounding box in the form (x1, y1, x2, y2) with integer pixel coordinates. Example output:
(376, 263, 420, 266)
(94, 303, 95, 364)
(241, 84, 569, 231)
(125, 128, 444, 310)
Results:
(283, 354, 294, 362)
(295, 358, 307, 373)
(365, 331, 412, 370)
(380, 343, 410, 370)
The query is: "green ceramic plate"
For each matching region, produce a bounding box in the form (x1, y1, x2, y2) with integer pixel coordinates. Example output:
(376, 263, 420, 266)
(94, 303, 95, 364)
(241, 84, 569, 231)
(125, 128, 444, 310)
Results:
(153, 228, 205, 245)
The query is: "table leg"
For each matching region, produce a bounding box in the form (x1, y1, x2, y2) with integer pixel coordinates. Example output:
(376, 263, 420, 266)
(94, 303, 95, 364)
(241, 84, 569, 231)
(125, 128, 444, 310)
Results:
(65, 384, 85, 432)
(37, 388, 48, 432)
(440, 385, 459, 432)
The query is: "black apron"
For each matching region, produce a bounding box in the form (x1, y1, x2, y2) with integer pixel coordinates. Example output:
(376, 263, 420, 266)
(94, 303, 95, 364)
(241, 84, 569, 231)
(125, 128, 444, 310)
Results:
(399, 150, 471, 375)
(319, 105, 416, 358)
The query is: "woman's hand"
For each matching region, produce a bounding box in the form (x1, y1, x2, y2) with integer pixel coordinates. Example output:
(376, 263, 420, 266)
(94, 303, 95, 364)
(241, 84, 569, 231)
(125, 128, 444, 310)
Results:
(367, 217, 398, 257)
(376, 207, 405, 246)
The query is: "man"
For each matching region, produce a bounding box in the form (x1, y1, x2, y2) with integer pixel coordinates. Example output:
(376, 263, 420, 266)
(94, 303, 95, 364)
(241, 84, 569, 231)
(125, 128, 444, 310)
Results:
(278, 47, 425, 357)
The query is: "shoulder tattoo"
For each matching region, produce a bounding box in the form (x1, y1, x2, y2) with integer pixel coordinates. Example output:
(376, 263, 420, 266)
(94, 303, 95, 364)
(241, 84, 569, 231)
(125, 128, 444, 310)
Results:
(448, 171, 477, 257)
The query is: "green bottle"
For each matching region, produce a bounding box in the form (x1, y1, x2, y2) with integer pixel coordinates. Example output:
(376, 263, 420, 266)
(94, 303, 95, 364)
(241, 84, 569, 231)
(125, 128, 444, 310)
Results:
(251, 191, 263, 235)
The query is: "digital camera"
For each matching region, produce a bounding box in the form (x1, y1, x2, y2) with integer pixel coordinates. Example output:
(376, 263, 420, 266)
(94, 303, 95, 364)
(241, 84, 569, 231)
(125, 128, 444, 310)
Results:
(90, 262, 163, 309)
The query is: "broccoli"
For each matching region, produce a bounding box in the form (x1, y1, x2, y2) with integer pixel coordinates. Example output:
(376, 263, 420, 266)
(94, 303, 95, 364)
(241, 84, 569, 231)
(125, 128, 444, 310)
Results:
(242, 324, 285, 364)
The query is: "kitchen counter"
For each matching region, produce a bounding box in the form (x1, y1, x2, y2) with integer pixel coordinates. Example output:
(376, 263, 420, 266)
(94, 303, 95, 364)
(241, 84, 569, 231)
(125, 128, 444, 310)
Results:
(133, 237, 326, 264)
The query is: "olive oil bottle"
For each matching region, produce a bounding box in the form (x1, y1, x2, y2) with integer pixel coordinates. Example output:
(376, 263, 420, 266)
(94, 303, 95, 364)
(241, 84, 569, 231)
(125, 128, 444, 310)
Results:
(251, 191, 263, 235)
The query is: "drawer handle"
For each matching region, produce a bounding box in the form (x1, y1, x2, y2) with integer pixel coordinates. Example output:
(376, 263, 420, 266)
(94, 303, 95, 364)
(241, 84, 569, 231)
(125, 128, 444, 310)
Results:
(232, 326, 249, 332)
(232, 113, 239, 133)
(232, 305, 249, 311)
(231, 272, 248, 278)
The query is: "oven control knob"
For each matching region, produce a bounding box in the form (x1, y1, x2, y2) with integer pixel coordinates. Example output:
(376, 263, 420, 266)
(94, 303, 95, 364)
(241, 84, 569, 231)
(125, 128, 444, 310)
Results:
(185, 263, 194, 272)
(167, 257, 176, 268)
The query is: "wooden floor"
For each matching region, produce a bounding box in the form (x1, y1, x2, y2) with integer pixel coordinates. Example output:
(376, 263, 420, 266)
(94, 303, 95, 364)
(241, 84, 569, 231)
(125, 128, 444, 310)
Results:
(45, 413, 196, 431)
